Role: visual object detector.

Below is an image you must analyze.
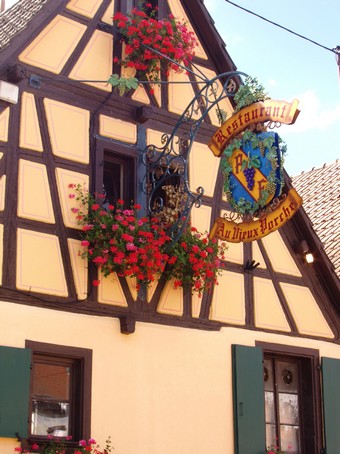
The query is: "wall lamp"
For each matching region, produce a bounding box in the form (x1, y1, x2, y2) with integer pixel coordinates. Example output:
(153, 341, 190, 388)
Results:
(299, 240, 314, 264)
(0, 80, 19, 104)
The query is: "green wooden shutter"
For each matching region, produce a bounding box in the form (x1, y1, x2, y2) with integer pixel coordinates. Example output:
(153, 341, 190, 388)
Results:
(232, 345, 266, 454)
(322, 357, 340, 454)
(0, 346, 31, 438)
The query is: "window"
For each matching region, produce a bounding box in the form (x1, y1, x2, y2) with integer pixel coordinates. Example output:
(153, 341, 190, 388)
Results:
(103, 152, 134, 208)
(26, 341, 92, 442)
(264, 357, 301, 452)
(260, 345, 321, 454)
(263, 348, 320, 454)
(232, 344, 327, 454)
(95, 140, 136, 210)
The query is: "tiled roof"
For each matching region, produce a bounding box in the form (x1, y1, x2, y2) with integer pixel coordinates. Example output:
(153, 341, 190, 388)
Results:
(292, 160, 340, 279)
(0, 0, 50, 51)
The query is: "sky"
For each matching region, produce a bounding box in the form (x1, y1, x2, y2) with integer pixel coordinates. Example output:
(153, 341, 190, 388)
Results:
(4, 0, 339, 175)
(204, 0, 340, 176)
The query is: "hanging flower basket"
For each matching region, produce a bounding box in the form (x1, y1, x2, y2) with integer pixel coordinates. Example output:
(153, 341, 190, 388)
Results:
(70, 185, 226, 296)
(112, 5, 198, 83)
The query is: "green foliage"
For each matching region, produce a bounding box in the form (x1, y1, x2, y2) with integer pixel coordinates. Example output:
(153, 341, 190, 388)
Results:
(107, 74, 139, 96)
(233, 76, 269, 112)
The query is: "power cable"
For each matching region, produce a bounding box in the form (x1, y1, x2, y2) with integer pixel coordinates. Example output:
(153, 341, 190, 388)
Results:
(224, 0, 338, 56)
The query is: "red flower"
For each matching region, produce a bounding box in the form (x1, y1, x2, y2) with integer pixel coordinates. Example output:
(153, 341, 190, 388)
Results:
(92, 279, 100, 286)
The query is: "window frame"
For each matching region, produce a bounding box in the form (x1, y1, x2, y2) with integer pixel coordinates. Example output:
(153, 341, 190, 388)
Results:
(256, 342, 322, 454)
(25, 341, 92, 445)
(94, 139, 137, 210)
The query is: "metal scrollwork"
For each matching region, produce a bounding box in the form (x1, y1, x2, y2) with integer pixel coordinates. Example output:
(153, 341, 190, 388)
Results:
(141, 71, 249, 246)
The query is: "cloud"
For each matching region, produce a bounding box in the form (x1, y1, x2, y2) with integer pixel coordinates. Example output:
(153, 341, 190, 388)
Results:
(281, 89, 340, 134)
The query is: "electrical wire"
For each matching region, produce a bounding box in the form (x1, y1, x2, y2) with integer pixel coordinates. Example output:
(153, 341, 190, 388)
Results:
(224, 0, 339, 56)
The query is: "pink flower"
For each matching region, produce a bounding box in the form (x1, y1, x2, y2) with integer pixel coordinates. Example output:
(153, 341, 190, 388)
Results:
(81, 240, 90, 247)
(31, 444, 39, 450)
(126, 242, 137, 251)
(82, 224, 93, 231)
(88, 438, 96, 444)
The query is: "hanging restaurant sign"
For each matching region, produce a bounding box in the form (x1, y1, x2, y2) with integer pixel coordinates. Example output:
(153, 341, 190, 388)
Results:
(208, 99, 300, 157)
(209, 189, 302, 243)
(208, 95, 301, 243)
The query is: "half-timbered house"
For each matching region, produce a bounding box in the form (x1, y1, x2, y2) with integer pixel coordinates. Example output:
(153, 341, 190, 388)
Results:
(0, 1, 339, 454)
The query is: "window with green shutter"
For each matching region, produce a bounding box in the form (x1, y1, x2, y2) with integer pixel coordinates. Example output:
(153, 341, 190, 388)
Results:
(321, 357, 340, 454)
(0, 346, 31, 438)
(232, 344, 266, 454)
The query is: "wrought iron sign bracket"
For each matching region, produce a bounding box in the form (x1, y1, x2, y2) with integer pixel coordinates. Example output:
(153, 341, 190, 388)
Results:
(140, 71, 248, 248)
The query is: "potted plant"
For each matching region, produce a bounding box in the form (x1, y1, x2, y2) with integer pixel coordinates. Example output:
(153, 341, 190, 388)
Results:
(14, 435, 112, 454)
(109, 4, 198, 93)
(71, 185, 226, 296)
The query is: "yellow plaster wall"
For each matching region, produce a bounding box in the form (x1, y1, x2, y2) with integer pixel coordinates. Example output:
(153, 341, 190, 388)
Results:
(101, 0, 114, 25)
(99, 115, 137, 143)
(44, 98, 90, 164)
(55, 167, 89, 229)
(18, 15, 86, 74)
(189, 141, 220, 197)
(67, 238, 88, 300)
(16, 229, 68, 297)
(20, 92, 43, 152)
(210, 270, 245, 324)
(252, 241, 267, 269)
(191, 204, 211, 234)
(168, 70, 200, 117)
(280, 283, 334, 339)
(131, 85, 150, 105)
(261, 231, 302, 276)
(253, 277, 290, 332)
(69, 30, 113, 92)
(3, 302, 338, 454)
(17, 160, 55, 224)
(157, 280, 184, 315)
(97, 273, 128, 307)
(0, 175, 6, 211)
(0, 107, 9, 142)
(66, 0, 103, 18)
(193, 65, 235, 127)
(220, 210, 244, 265)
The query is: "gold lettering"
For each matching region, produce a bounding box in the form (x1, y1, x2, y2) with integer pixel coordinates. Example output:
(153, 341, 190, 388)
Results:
(234, 152, 244, 174)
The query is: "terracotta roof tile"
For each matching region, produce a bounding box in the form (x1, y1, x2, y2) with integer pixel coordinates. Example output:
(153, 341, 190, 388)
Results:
(0, 0, 50, 51)
(292, 160, 340, 278)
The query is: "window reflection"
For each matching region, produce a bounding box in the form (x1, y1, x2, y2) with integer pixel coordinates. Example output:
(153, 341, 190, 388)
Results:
(31, 362, 71, 436)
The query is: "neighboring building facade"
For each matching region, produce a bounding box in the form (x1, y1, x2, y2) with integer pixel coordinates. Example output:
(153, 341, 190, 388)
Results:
(0, 1, 339, 454)
(292, 160, 340, 280)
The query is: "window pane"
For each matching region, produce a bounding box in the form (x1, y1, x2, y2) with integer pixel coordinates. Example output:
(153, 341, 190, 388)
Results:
(33, 363, 70, 400)
(31, 401, 69, 436)
(277, 361, 299, 393)
(279, 393, 299, 425)
(265, 423, 276, 449)
(32, 363, 71, 436)
(280, 424, 299, 453)
(265, 391, 275, 423)
(264, 359, 274, 391)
